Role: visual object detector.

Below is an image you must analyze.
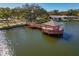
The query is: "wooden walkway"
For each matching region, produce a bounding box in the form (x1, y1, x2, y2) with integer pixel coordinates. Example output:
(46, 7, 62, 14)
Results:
(0, 19, 64, 35)
(27, 20, 64, 35)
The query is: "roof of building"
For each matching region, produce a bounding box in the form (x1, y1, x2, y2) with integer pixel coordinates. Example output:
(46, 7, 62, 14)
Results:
(50, 15, 78, 18)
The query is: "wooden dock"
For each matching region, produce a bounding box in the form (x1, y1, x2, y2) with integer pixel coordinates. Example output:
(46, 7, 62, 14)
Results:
(27, 20, 64, 35)
(27, 23, 42, 29)
(41, 20, 64, 35)
(0, 19, 64, 36)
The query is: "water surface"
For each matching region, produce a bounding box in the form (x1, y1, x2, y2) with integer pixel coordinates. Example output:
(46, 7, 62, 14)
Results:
(0, 21, 79, 56)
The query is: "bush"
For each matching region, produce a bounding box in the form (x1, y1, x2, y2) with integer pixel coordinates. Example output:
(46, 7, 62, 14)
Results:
(35, 19, 49, 24)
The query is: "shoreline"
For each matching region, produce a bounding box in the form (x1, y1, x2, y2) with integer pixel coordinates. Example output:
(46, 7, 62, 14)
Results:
(0, 24, 27, 30)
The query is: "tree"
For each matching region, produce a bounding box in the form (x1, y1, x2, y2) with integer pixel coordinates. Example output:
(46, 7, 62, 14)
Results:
(0, 7, 12, 27)
(22, 3, 49, 22)
(67, 9, 77, 16)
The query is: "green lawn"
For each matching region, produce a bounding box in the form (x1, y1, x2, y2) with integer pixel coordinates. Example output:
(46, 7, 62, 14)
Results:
(0, 22, 26, 27)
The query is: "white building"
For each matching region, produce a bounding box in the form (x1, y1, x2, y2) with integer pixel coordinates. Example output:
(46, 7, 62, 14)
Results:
(49, 15, 79, 21)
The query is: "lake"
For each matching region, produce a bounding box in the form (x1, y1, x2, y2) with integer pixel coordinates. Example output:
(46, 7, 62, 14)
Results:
(0, 21, 79, 56)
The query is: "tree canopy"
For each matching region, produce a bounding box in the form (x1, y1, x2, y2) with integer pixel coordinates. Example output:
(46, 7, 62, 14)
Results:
(0, 3, 79, 20)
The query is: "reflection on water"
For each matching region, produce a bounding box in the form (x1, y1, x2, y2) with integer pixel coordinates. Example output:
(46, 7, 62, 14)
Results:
(62, 32, 72, 41)
(0, 31, 14, 56)
(43, 34, 60, 45)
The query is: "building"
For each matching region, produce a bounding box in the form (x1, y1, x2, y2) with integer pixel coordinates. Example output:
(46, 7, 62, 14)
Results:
(49, 15, 79, 21)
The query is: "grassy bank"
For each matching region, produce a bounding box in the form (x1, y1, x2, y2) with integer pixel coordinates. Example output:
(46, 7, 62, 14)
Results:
(0, 21, 27, 30)
(0, 22, 26, 27)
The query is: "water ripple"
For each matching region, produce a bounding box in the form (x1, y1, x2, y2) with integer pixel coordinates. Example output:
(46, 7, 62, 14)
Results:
(0, 30, 13, 56)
